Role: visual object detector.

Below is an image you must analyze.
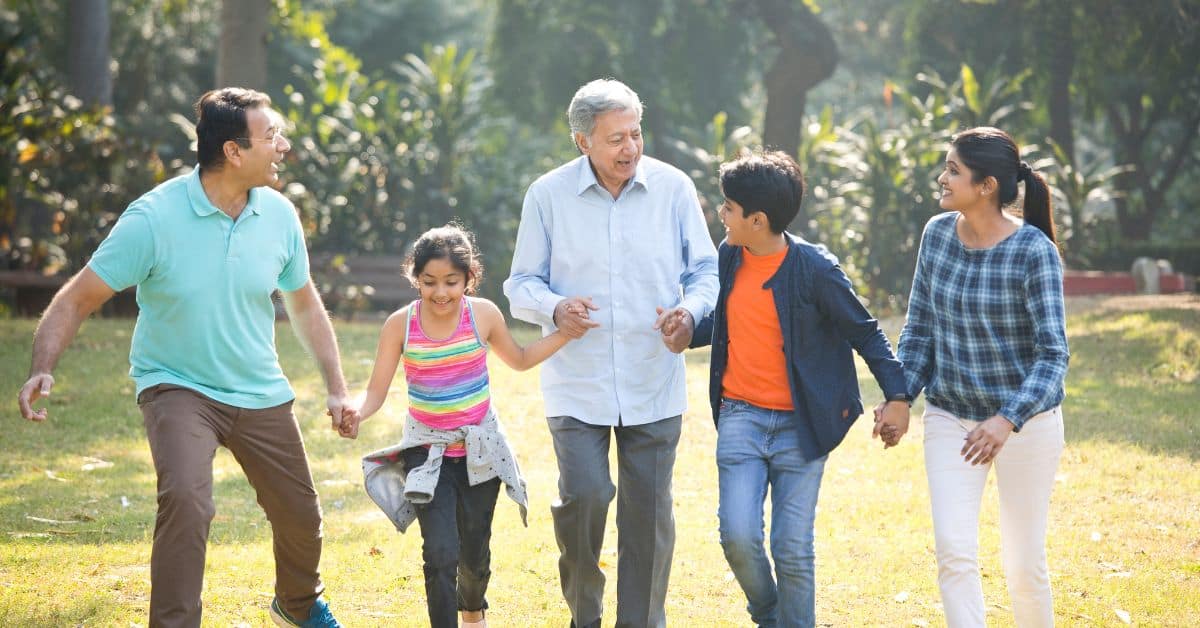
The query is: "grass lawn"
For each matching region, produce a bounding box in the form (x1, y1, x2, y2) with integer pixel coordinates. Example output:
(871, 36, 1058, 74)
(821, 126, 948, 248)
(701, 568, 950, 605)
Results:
(1, 294, 1197, 626)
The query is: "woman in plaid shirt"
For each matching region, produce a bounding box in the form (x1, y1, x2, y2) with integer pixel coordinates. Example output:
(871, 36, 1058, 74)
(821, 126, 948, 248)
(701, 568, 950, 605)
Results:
(894, 127, 1069, 627)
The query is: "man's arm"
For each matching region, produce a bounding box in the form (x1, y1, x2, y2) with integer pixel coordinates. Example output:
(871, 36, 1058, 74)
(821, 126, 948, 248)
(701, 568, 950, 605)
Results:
(18, 268, 115, 421)
(658, 180, 718, 351)
(281, 280, 351, 432)
(504, 187, 564, 327)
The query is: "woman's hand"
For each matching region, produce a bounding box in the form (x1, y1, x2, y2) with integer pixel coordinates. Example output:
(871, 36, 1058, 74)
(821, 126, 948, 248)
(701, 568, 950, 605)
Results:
(961, 415, 1015, 465)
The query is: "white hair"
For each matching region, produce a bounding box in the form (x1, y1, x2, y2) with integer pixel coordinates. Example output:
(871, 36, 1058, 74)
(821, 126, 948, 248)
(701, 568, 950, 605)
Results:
(567, 79, 644, 147)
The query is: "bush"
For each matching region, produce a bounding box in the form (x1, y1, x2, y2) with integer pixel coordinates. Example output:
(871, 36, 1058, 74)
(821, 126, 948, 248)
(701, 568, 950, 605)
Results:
(1082, 240, 1200, 276)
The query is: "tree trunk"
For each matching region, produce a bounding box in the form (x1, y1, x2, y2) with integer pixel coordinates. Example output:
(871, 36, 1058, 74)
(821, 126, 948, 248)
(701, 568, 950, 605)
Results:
(752, 0, 838, 232)
(67, 0, 112, 106)
(216, 0, 270, 90)
(1045, 1, 1074, 165)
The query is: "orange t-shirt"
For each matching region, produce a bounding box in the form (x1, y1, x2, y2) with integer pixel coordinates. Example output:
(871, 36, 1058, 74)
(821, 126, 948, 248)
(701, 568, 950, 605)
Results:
(721, 247, 793, 410)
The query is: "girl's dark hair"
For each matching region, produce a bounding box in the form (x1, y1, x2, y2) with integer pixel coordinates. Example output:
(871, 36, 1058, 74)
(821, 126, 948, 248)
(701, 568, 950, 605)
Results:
(952, 126, 1057, 245)
(405, 223, 483, 294)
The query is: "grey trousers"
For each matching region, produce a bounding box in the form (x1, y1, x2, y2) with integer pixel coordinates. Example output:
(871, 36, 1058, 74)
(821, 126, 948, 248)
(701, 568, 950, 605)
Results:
(547, 415, 682, 628)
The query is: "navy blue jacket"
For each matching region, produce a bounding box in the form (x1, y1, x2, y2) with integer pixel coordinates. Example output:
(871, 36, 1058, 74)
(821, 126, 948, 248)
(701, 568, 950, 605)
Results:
(690, 234, 907, 460)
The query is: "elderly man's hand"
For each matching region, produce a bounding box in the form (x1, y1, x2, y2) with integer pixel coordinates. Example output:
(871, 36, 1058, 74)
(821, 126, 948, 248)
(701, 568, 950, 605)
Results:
(553, 297, 601, 339)
(654, 306, 694, 353)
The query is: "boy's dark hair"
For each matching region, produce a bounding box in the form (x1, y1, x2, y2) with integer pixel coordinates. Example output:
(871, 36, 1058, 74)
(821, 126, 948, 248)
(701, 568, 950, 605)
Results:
(405, 223, 484, 294)
(194, 88, 272, 171)
(719, 149, 806, 234)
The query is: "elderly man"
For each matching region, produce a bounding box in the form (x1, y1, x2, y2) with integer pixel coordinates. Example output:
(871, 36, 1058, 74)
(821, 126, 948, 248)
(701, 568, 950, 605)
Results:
(17, 88, 345, 628)
(504, 79, 719, 628)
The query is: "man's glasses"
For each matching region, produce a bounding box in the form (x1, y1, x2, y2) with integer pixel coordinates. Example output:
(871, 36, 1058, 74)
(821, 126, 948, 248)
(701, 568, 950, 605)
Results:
(234, 130, 288, 146)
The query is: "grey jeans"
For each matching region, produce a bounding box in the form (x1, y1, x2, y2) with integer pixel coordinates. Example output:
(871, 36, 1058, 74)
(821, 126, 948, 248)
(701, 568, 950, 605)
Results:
(547, 415, 682, 628)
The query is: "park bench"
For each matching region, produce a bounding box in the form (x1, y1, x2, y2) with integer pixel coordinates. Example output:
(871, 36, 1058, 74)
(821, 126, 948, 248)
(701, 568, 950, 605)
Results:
(1, 255, 415, 319)
(0, 270, 69, 317)
(0, 269, 138, 317)
(309, 253, 417, 318)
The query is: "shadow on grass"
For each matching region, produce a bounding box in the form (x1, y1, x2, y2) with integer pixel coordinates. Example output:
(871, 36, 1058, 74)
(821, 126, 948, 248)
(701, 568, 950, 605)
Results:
(1061, 308, 1199, 460)
(0, 452, 367, 547)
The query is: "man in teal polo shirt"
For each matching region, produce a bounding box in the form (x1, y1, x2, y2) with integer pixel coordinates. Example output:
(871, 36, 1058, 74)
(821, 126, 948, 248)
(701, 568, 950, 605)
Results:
(17, 88, 346, 628)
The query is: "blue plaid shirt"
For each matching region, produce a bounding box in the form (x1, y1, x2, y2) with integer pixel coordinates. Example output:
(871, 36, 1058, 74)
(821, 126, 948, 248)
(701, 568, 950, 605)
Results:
(898, 212, 1069, 429)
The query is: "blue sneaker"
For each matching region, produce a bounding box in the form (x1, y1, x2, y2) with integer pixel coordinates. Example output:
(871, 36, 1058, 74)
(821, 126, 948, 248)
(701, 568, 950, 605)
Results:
(269, 597, 342, 628)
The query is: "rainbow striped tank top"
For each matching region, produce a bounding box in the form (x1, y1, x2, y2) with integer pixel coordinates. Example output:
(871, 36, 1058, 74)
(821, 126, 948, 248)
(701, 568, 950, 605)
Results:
(404, 299, 490, 457)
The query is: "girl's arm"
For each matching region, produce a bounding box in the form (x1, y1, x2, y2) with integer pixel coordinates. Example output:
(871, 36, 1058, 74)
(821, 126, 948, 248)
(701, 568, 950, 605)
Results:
(357, 306, 409, 422)
(474, 297, 569, 371)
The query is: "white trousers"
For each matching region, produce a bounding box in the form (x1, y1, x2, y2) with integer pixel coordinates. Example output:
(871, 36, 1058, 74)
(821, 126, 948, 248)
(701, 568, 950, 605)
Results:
(923, 404, 1065, 628)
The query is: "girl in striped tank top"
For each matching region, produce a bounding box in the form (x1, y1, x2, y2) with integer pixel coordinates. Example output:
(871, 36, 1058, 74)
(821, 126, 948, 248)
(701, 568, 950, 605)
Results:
(346, 225, 571, 628)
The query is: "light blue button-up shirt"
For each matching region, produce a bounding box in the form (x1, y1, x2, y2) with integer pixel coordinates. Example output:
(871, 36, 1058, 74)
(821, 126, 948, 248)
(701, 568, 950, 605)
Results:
(504, 155, 719, 425)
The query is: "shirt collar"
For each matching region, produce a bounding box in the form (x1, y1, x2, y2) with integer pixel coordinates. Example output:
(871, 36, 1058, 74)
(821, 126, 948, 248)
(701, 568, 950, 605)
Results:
(574, 156, 649, 197)
(186, 165, 262, 217)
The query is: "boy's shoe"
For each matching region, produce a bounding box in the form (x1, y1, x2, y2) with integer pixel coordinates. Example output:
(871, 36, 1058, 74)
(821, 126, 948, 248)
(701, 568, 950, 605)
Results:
(269, 597, 342, 628)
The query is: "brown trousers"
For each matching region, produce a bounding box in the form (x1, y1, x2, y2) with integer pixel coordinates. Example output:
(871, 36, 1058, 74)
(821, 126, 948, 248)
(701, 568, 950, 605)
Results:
(138, 384, 324, 628)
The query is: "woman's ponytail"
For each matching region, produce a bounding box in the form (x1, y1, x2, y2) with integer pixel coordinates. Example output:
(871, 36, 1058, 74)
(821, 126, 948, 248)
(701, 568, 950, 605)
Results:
(1019, 162, 1056, 245)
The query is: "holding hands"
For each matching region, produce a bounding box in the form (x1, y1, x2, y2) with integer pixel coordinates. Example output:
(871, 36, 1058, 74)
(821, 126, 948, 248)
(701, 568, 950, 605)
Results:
(326, 393, 362, 439)
(653, 306, 694, 353)
(554, 297, 601, 338)
(872, 400, 911, 448)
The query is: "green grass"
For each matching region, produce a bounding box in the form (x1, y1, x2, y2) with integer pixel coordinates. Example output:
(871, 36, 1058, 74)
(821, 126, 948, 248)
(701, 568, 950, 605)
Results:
(1, 296, 1198, 626)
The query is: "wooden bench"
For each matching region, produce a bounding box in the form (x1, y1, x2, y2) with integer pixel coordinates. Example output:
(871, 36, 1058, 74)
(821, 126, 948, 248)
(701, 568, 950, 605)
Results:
(0, 270, 138, 317)
(309, 254, 417, 317)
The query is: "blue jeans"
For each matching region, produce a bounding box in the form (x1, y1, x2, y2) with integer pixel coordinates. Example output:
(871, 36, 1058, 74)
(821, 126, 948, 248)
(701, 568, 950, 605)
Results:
(716, 398, 827, 628)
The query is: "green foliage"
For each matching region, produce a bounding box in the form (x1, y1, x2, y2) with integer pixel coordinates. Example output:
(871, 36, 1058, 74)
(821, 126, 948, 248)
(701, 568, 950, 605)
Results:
(664, 112, 760, 242)
(1081, 240, 1200, 277)
(0, 8, 164, 273)
(1038, 136, 1132, 266)
(488, 0, 757, 161)
(273, 3, 555, 306)
(795, 66, 1036, 309)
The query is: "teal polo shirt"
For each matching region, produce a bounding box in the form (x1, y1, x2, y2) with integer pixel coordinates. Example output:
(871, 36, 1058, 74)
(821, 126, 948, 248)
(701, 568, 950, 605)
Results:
(88, 166, 310, 409)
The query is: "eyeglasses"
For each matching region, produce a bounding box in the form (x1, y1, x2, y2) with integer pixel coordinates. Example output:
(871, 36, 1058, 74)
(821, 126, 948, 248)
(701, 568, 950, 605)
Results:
(234, 130, 289, 146)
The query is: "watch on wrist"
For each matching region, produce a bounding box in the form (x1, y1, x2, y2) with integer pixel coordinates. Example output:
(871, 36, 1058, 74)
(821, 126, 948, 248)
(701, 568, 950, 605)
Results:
(887, 392, 913, 406)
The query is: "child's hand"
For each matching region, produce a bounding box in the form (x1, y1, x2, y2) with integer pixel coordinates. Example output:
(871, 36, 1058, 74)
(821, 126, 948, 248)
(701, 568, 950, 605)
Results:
(336, 406, 362, 439)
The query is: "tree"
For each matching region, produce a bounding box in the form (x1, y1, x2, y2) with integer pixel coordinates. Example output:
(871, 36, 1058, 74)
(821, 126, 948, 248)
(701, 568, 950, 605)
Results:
(1075, 0, 1200, 240)
(753, 0, 838, 160)
(488, 0, 758, 161)
(217, 0, 269, 89)
(1039, 0, 1075, 165)
(67, 0, 111, 106)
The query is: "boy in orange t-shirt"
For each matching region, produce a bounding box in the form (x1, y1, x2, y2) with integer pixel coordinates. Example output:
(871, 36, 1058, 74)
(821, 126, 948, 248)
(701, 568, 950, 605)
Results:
(683, 150, 911, 627)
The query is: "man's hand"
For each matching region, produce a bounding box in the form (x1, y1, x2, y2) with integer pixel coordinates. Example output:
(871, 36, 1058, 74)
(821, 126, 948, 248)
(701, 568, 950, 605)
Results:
(18, 373, 55, 422)
(872, 400, 910, 448)
(653, 306, 694, 353)
(325, 393, 353, 434)
(553, 297, 601, 339)
(961, 414, 1015, 465)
